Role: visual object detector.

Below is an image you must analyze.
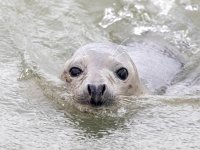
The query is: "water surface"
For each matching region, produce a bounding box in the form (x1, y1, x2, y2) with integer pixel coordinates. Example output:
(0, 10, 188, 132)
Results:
(0, 0, 200, 149)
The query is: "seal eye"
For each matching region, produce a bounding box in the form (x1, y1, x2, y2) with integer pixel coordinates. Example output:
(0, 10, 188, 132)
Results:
(116, 67, 128, 80)
(69, 67, 82, 77)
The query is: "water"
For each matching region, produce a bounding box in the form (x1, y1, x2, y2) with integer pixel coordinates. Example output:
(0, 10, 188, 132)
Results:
(0, 0, 200, 149)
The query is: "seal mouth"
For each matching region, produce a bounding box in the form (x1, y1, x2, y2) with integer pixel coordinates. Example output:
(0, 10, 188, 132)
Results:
(90, 99, 104, 106)
(89, 95, 105, 106)
(73, 92, 115, 107)
(75, 96, 113, 107)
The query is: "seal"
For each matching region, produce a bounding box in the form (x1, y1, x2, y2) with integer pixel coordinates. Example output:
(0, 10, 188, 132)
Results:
(61, 43, 144, 106)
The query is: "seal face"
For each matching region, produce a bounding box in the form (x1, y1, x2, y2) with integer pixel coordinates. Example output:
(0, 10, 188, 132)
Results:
(61, 43, 144, 106)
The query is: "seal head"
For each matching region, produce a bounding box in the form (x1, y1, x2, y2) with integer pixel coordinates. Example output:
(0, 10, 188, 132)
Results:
(61, 43, 144, 106)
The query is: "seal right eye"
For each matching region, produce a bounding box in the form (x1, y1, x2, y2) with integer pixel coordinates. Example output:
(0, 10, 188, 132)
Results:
(69, 67, 82, 77)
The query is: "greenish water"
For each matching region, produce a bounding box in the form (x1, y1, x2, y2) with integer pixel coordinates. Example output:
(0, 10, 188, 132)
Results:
(0, 0, 200, 149)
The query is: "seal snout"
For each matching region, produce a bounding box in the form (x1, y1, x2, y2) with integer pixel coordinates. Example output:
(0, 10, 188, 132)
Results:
(87, 84, 106, 106)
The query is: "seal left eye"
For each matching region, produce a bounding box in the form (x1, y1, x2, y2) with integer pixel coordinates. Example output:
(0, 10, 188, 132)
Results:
(116, 67, 128, 80)
(69, 67, 82, 77)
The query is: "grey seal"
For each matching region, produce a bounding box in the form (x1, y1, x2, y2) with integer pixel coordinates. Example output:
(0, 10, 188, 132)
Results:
(61, 43, 144, 106)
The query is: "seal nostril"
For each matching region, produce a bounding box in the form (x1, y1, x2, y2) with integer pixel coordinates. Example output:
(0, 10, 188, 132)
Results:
(87, 84, 91, 96)
(87, 84, 96, 96)
(87, 84, 106, 96)
(101, 84, 106, 95)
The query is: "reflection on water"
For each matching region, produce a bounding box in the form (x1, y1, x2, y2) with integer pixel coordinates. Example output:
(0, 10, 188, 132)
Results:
(1, 0, 200, 149)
